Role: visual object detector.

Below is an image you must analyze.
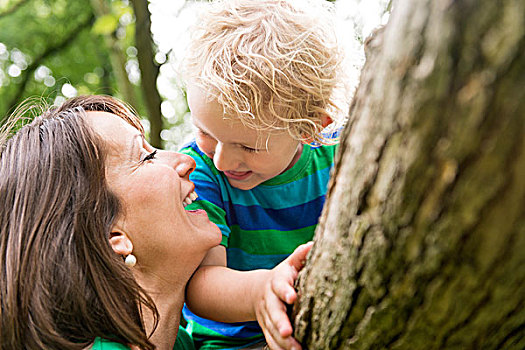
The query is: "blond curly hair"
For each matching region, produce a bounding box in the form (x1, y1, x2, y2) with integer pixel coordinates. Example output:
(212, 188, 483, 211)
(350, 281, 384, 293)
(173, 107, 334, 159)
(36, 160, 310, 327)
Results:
(184, 0, 344, 144)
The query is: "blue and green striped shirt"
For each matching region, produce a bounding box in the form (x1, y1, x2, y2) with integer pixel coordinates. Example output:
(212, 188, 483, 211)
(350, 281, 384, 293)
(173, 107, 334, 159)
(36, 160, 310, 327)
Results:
(180, 140, 337, 349)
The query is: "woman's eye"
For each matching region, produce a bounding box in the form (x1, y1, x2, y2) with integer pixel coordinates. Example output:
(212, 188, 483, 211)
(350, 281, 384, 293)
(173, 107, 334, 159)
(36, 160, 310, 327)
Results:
(141, 150, 157, 162)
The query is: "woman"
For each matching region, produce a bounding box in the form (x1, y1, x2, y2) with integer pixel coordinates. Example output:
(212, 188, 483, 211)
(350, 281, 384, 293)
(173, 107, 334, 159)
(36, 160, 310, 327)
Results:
(0, 96, 308, 350)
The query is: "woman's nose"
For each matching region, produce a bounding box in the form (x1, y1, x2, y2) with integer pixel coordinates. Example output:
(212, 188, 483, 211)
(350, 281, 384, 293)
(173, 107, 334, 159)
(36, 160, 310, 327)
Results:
(171, 152, 196, 178)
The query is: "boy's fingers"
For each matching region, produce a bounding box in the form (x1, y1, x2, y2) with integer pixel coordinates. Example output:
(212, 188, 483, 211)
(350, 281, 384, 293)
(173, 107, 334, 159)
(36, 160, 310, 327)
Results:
(261, 308, 285, 348)
(261, 243, 312, 349)
(271, 267, 297, 304)
(284, 336, 302, 350)
(267, 333, 301, 350)
(278, 318, 293, 339)
(262, 307, 297, 350)
(260, 289, 302, 350)
(264, 332, 285, 350)
(286, 242, 313, 271)
(264, 290, 293, 337)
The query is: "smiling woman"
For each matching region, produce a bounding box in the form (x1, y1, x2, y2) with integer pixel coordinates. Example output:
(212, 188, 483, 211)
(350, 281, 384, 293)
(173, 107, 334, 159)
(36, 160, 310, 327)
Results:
(0, 95, 311, 350)
(0, 95, 220, 350)
(85, 110, 219, 277)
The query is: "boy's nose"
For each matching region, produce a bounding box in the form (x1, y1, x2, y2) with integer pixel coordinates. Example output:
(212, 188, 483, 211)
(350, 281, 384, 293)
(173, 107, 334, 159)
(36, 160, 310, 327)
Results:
(213, 142, 239, 171)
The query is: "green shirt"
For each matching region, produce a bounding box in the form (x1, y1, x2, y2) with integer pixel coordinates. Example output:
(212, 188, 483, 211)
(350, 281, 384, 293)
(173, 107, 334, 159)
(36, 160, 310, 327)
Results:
(91, 326, 195, 350)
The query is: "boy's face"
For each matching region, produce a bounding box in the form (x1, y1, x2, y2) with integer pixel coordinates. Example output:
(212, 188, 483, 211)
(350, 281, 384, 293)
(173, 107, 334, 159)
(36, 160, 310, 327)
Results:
(187, 83, 302, 190)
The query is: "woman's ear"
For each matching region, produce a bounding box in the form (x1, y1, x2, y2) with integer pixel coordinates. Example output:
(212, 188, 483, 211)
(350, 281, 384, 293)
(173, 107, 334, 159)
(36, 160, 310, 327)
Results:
(109, 230, 133, 257)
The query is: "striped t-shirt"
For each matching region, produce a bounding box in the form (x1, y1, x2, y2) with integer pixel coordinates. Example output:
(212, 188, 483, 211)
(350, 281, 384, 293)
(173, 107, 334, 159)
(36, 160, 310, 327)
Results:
(180, 140, 338, 350)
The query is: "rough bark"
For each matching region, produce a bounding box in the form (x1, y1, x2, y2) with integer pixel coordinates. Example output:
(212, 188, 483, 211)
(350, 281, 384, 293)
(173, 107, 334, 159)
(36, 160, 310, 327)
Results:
(131, 0, 163, 149)
(292, 0, 525, 349)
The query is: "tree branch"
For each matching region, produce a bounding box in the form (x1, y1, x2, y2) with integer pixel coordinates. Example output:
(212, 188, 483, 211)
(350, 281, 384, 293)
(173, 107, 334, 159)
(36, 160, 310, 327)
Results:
(6, 13, 95, 116)
(0, 0, 29, 19)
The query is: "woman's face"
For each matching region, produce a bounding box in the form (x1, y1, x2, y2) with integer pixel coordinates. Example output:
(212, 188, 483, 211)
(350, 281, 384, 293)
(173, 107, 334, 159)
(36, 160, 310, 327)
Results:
(86, 111, 221, 275)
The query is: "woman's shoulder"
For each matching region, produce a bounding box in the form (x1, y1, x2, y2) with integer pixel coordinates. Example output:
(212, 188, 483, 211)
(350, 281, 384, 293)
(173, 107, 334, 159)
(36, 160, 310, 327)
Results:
(91, 327, 195, 350)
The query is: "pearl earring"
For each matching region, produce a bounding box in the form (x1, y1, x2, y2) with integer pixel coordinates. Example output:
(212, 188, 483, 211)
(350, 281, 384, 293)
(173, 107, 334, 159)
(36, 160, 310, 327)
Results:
(125, 254, 137, 267)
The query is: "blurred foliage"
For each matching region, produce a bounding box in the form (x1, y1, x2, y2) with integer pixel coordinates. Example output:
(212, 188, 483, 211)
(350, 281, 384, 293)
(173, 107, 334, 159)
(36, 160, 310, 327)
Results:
(0, 0, 196, 150)
(0, 0, 151, 131)
(0, 0, 390, 150)
(1, 0, 105, 113)
(93, 13, 120, 35)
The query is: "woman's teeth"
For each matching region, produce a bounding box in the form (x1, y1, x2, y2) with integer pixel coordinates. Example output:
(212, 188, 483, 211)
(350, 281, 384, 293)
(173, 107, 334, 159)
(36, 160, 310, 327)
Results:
(182, 191, 198, 208)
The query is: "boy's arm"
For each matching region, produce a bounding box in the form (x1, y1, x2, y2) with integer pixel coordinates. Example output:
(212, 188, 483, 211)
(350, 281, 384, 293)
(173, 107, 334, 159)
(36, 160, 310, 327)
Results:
(179, 144, 305, 348)
(185, 243, 313, 350)
(186, 255, 269, 322)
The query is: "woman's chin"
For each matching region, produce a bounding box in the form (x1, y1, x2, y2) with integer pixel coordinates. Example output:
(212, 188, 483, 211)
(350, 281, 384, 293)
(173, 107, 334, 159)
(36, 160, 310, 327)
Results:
(198, 219, 222, 247)
(211, 223, 222, 245)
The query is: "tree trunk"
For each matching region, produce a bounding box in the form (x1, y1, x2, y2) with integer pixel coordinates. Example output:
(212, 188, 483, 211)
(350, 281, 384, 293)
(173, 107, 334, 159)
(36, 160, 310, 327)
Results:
(292, 0, 525, 349)
(131, 0, 163, 149)
(90, 0, 139, 111)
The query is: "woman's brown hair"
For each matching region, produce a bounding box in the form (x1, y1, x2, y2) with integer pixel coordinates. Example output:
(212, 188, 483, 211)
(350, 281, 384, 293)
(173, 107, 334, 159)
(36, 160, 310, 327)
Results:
(0, 96, 157, 349)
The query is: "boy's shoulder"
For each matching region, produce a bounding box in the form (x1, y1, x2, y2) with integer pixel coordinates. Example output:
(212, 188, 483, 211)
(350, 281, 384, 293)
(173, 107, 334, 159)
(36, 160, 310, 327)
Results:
(179, 140, 219, 175)
(308, 128, 341, 161)
(308, 138, 339, 161)
(309, 128, 342, 149)
(179, 139, 202, 156)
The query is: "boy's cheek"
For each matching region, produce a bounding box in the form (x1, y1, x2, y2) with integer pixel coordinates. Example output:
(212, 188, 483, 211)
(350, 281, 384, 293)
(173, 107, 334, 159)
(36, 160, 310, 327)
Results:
(195, 137, 215, 156)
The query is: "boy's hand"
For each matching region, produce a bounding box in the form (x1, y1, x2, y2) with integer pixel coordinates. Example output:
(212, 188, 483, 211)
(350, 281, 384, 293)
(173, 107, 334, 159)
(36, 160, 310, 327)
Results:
(253, 242, 313, 350)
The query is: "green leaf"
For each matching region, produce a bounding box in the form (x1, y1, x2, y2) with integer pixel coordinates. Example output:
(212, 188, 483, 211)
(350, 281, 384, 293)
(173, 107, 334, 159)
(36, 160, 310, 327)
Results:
(92, 14, 118, 35)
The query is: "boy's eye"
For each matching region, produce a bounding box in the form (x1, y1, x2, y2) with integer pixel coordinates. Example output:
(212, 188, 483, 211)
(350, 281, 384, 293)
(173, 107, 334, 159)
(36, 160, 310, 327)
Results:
(198, 129, 211, 138)
(141, 150, 157, 162)
(241, 145, 257, 153)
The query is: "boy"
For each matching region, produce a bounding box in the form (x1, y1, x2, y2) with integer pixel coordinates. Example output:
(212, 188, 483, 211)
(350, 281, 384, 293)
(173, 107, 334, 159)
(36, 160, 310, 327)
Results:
(180, 0, 344, 348)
